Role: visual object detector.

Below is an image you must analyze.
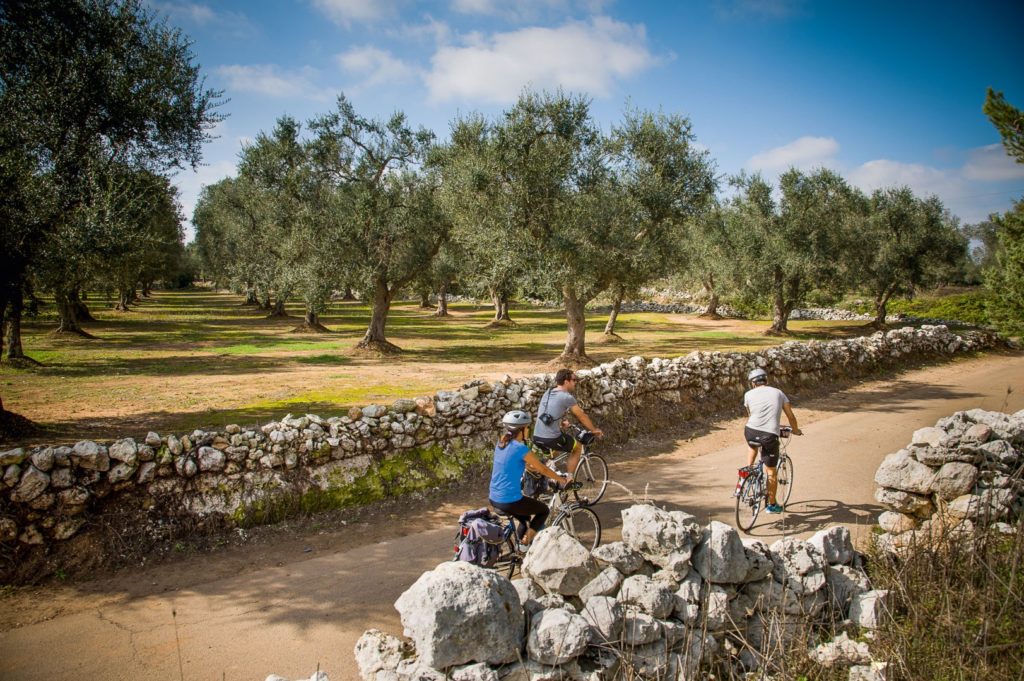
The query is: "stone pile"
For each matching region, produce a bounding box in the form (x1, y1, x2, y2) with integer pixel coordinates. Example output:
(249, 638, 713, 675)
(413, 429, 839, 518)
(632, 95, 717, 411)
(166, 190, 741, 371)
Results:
(354, 505, 888, 680)
(873, 408, 1024, 550)
(0, 325, 1001, 553)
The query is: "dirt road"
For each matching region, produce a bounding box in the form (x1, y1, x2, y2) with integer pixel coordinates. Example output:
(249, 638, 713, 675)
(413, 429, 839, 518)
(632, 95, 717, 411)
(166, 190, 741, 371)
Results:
(1, 353, 1022, 681)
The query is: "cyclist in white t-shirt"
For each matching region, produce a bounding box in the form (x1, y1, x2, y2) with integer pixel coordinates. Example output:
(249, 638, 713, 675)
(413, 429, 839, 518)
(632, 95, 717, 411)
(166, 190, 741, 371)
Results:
(743, 368, 802, 513)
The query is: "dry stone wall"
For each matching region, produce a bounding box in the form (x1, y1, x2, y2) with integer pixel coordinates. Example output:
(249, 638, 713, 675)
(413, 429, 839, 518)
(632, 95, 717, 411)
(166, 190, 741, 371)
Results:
(873, 408, 1024, 550)
(353, 508, 887, 681)
(0, 325, 1002, 559)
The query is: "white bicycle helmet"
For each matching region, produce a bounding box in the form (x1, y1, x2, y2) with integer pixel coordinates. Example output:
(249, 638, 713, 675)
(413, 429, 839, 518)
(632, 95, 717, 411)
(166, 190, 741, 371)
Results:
(748, 368, 768, 384)
(501, 410, 532, 428)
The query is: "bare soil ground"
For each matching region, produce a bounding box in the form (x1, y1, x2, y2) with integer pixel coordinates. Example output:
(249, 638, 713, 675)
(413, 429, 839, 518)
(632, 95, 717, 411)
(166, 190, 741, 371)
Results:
(0, 353, 1021, 681)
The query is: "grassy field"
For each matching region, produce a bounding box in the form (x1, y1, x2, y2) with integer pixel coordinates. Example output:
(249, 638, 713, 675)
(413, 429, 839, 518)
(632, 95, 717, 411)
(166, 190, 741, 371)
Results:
(1, 287, 881, 444)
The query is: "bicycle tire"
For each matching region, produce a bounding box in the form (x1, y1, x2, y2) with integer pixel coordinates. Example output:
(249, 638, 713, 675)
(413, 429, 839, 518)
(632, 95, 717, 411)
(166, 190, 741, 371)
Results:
(573, 453, 609, 505)
(556, 505, 601, 551)
(776, 455, 793, 507)
(735, 476, 762, 533)
(492, 536, 520, 579)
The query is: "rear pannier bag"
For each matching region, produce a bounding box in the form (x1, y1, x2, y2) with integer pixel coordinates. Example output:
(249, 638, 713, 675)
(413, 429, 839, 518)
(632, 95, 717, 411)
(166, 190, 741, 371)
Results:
(454, 508, 505, 568)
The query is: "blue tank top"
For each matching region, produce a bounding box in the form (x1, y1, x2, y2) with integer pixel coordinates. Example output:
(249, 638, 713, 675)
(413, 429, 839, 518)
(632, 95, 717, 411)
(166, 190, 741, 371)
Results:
(489, 439, 528, 503)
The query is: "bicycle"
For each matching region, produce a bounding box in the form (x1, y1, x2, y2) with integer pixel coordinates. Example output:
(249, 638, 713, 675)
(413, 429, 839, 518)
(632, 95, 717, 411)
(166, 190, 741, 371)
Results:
(487, 481, 602, 578)
(532, 424, 610, 505)
(734, 426, 795, 533)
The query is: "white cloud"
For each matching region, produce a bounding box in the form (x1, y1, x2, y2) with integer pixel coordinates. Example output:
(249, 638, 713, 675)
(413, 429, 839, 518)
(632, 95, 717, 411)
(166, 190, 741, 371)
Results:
(450, 0, 613, 22)
(336, 47, 417, 89)
(962, 144, 1024, 182)
(152, 2, 258, 38)
(847, 159, 963, 198)
(312, 0, 398, 26)
(216, 64, 325, 100)
(425, 17, 657, 104)
(746, 136, 839, 173)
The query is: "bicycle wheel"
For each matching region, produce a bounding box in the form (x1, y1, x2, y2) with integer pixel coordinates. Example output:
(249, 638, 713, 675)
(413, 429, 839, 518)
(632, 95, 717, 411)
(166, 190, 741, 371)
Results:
(573, 453, 609, 505)
(492, 536, 520, 579)
(556, 505, 601, 551)
(734, 476, 762, 533)
(776, 455, 794, 507)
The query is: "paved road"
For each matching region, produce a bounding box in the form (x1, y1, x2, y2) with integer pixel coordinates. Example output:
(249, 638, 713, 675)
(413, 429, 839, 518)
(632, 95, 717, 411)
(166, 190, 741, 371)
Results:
(2, 353, 1022, 681)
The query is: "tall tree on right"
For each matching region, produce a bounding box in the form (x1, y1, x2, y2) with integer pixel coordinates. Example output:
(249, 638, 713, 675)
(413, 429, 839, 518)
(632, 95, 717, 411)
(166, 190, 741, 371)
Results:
(982, 89, 1024, 335)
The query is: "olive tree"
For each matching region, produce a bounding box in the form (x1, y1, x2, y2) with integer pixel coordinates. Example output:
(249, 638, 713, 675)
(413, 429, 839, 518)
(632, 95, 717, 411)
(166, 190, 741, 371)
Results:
(723, 169, 860, 334)
(309, 95, 447, 352)
(600, 108, 717, 337)
(851, 187, 965, 327)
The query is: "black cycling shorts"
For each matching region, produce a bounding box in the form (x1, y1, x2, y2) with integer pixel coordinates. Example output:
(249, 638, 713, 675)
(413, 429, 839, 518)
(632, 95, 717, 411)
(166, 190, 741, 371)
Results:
(744, 426, 780, 467)
(532, 432, 576, 455)
(490, 496, 550, 534)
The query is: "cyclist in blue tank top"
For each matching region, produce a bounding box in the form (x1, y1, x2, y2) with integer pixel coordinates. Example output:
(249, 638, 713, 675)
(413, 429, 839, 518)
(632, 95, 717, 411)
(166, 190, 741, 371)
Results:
(490, 410, 567, 549)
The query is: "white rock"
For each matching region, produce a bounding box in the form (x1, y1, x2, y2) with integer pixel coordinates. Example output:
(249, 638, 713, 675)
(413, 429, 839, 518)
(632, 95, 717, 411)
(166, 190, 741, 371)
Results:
(451, 662, 499, 681)
(591, 541, 645, 575)
(807, 526, 855, 565)
(874, 487, 934, 517)
(581, 595, 623, 643)
(617, 574, 675, 619)
(741, 540, 774, 582)
(931, 462, 978, 501)
(621, 609, 662, 645)
(849, 590, 890, 629)
(873, 450, 936, 495)
(849, 661, 889, 681)
(354, 629, 409, 680)
(878, 511, 919, 534)
(394, 561, 523, 669)
(620, 505, 701, 578)
(521, 526, 599, 596)
(809, 631, 872, 667)
(578, 566, 623, 602)
(527, 608, 590, 665)
(692, 520, 749, 584)
(770, 538, 827, 595)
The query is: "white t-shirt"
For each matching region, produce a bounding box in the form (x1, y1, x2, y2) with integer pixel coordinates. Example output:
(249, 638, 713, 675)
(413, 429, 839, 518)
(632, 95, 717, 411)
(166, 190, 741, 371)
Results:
(743, 385, 789, 435)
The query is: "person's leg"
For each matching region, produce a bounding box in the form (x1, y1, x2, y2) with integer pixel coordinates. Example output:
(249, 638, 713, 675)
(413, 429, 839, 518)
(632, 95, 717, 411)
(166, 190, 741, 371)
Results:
(499, 497, 549, 546)
(747, 445, 758, 467)
(765, 465, 778, 505)
(567, 441, 582, 480)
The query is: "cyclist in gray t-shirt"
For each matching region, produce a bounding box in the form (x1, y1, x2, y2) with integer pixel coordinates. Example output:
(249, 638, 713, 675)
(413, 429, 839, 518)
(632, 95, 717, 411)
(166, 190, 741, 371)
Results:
(533, 368, 604, 479)
(742, 368, 802, 513)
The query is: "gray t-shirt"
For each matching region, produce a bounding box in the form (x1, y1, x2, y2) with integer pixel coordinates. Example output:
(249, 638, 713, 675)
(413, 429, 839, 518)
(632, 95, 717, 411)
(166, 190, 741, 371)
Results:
(743, 386, 789, 435)
(534, 388, 578, 439)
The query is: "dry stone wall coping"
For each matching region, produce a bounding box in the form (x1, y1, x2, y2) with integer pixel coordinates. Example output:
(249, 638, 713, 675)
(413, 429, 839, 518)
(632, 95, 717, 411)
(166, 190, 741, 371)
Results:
(0, 325, 1003, 553)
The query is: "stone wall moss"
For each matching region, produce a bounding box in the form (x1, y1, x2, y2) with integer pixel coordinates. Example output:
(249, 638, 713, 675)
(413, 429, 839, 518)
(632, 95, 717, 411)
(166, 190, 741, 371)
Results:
(231, 443, 493, 528)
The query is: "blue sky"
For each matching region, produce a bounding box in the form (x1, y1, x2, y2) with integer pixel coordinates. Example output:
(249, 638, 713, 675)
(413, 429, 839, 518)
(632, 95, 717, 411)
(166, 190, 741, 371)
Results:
(154, 0, 1024, 240)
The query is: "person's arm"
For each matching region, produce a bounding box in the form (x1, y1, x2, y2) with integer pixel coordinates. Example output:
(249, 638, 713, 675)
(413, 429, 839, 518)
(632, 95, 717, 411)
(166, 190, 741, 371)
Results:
(524, 451, 567, 483)
(782, 402, 802, 435)
(569, 404, 604, 437)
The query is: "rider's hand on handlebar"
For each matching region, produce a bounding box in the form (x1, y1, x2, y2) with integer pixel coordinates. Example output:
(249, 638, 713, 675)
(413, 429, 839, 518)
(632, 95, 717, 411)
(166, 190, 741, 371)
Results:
(792, 428, 803, 436)
(592, 428, 604, 438)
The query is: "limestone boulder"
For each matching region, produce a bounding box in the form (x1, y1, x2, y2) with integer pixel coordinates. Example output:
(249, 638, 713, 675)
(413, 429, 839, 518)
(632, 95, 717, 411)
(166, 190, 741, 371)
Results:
(621, 609, 662, 645)
(825, 565, 871, 615)
(809, 632, 872, 667)
(578, 566, 622, 602)
(521, 526, 599, 596)
(581, 595, 623, 643)
(353, 628, 411, 680)
(740, 540, 774, 583)
(620, 505, 701, 578)
(873, 450, 935, 495)
(878, 511, 919, 534)
(394, 561, 523, 669)
(71, 441, 109, 471)
(931, 462, 978, 501)
(849, 590, 890, 630)
(807, 526, 855, 565)
(527, 608, 590, 665)
(617, 574, 674, 619)
(11, 466, 49, 502)
(769, 538, 827, 596)
(692, 520, 749, 584)
(874, 487, 935, 517)
(591, 541, 645, 575)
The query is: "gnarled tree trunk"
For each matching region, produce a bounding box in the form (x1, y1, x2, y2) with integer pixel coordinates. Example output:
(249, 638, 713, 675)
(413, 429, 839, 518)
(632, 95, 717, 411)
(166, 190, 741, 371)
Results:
(603, 288, 623, 340)
(357, 276, 400, 353)
(699, 274, 722, 319)
(71, 288, 95, 322)
(487, 290, 515, 327)
(266, 296, 289, 318)
(54, 288, 93, 337)
(243, 285, 258, 306)
(292, 307, 330, 333)
(4, 287, 27, 361)
(434, 282, 449, 317)
(418, 290, 431, 308)
(871, 289, 894, 329)
(115, 287, 133, 311)
(558, 286, 595, 367)
(341, 286, 355, 301)
(766, 268, 792, 335)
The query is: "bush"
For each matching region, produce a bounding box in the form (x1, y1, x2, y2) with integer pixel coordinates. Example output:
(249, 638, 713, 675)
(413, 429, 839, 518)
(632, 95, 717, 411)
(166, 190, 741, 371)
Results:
(865, 521, 1024, 679)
